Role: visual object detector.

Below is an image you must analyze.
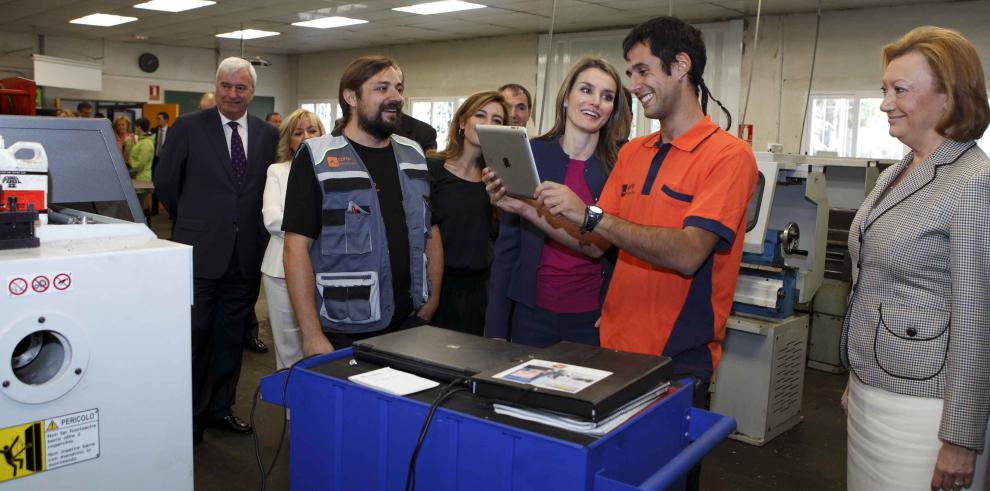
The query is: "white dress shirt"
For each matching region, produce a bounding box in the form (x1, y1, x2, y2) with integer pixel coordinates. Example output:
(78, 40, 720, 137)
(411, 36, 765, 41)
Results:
(218, 110, 249, 159)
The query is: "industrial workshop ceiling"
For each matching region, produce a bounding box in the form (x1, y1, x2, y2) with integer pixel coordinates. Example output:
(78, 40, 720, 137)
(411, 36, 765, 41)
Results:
(0, 0, 962, 55)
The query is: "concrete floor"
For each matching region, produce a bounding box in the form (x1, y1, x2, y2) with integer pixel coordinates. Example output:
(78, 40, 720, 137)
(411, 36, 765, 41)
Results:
(148, 215, 848, 491)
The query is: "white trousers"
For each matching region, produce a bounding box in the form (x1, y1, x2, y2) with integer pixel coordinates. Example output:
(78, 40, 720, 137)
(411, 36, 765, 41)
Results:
(848, 374, 989, 490)
(262, 274, 303, 370)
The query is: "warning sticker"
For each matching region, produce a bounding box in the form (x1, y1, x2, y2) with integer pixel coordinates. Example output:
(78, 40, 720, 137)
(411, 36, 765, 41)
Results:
(0, 409, 99, 484)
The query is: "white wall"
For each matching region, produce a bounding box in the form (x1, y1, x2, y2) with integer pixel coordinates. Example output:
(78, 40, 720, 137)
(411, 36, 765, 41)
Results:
(739, 0, 990, 153)
(0, 33, 297, 114)
(296, 34, 538, 102)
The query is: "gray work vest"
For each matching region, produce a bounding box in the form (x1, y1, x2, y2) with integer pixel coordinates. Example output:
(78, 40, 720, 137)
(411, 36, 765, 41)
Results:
(302, 134, 432, 333)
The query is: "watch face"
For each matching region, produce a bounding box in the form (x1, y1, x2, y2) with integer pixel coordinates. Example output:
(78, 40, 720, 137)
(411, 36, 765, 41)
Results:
(590, 205, 603, 214)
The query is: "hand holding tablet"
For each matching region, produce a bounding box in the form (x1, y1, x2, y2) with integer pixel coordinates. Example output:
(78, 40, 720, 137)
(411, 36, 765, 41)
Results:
(477, 125, 541, 199)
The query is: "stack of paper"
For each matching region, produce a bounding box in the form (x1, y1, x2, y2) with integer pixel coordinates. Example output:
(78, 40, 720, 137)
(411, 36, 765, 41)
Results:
(492, 383, 670, 436)
(348, 367, 440, 396)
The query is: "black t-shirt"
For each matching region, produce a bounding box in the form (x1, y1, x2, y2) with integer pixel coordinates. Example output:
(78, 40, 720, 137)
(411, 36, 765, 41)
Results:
(283, 140, 413, 322)
(427, 158, 495, 272)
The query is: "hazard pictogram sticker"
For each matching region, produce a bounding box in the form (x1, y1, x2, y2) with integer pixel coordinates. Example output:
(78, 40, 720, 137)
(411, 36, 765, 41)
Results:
(54, 273, 71, 291)
(8, 277, 27, 296)
(31, 275, 49, 293)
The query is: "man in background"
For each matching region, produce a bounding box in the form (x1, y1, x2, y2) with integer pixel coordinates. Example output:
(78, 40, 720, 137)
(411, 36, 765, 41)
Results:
(199, 91, 216, 111)
(498, 83, 533, 128)
(395, 113, 437, 152)
(76, 101, 93, 118)
(265, 112, 282, 128)
(152, 111, 170, 168)
(150, 111, 170, 216)
(155, 57, 279, 444)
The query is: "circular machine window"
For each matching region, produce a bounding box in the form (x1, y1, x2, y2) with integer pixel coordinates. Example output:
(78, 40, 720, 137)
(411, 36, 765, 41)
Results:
(1, 313, 90, 404)
(12, 330, 69, 385)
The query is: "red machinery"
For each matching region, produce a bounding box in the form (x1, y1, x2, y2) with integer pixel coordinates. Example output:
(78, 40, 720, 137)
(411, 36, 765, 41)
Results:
(0, 77, 37, 116)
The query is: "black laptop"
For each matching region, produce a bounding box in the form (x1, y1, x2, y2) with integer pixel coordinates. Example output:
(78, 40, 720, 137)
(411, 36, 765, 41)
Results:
(352, 326, 539, 382)
(470, 342, 672, 422)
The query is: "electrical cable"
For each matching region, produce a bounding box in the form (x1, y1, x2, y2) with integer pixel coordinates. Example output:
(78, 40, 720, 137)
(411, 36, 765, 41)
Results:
(404, 378, 468, 491)
(536, 0, 559, 135)
(739, 0, 763, 127)
(250, 353, 322, 491)
(776, 22, 785, 143)
(798, 0, 823, 154)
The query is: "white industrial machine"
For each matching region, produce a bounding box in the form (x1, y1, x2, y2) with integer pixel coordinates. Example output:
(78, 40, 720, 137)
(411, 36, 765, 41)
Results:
(0, 116, 193, 489)
(711, 151, 827, 446)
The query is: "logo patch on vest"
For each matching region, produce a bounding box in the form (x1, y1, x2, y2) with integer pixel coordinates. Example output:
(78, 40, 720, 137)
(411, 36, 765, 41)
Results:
(620, 183, 638, 197)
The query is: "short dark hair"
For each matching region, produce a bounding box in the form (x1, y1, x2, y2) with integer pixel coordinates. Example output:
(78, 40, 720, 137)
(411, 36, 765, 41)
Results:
(623, 16, 732, 129)
(623, 17, 706, 95)
(265, 112, 281, 122)
(77, 101, 92, 111)
(498, 83, 532, 109)
(135, 118, 151, 133)
(157, 111, 170, 121)
(337, 56, 402, 133)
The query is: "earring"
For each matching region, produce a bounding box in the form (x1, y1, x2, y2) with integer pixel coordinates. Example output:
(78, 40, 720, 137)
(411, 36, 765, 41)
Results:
(458, 127, 465, 136)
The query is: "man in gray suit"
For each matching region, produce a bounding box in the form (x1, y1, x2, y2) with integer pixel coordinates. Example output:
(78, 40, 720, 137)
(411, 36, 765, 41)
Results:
(155, 57, 279, 445)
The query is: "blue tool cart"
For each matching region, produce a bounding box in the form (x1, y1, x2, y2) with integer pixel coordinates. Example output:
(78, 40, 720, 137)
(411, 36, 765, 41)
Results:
(260, 349, 735, 491)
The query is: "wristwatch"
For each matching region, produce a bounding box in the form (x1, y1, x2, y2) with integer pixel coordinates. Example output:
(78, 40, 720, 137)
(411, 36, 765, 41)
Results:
(581, 205, 604, 233)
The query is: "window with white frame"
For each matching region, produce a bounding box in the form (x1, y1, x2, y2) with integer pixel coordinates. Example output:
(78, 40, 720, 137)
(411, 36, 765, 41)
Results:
(804, 94, 906, 159)
(805, 93, 990, 159)
(408, 96, 467, 151)
(300, 100, 343, 133)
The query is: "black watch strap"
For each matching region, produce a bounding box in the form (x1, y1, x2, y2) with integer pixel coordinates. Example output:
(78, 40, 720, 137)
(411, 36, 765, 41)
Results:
(582, 206, 604, 233)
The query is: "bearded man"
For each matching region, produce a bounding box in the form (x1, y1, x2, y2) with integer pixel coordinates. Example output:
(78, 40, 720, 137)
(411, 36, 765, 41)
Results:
(282, 56, 443, 353)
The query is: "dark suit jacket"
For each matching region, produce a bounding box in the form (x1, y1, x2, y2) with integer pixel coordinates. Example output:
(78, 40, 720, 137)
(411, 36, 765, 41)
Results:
(151, 125, 165, 154)
(150, 125, 166, 175)
(154, 108, 279, 279)
(396, 113, 438, 152)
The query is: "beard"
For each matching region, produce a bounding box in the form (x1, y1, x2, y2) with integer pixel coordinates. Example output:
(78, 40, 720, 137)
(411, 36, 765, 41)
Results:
(357, 99, 402, 140)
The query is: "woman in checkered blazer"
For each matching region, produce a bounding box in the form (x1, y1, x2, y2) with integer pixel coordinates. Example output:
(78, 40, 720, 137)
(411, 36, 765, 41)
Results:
(840, 26, 990, 491)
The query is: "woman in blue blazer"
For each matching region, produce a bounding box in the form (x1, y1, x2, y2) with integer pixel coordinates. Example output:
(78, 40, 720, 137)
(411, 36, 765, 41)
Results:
(484, 58, 631, 347)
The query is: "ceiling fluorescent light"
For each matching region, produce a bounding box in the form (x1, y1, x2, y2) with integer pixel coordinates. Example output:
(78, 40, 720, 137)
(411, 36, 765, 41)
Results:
(134, 1, 216, 13)
(215, 29, 280, 40)
(393, 1, 486, 15)
(70, 14, 139, 27)
(292, 16, 367, 29)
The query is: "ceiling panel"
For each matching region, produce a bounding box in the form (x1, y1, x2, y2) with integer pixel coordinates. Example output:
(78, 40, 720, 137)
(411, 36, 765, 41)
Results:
(0, 0, 961, 54)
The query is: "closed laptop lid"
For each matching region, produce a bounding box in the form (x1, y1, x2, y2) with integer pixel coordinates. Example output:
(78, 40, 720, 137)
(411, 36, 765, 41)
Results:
(471, 341, 672, 421)
(353, 326, 537, 381)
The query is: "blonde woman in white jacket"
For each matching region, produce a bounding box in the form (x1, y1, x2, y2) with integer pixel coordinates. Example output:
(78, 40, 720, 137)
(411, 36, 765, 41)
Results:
(261, 109, 325, 369)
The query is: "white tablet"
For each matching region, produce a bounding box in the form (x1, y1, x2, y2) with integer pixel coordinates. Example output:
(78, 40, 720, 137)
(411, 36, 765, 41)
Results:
(477, 125, 541, 199)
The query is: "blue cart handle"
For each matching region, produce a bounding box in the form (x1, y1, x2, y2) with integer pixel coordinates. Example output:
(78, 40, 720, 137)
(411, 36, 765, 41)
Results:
(595, 408, 736, 491)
